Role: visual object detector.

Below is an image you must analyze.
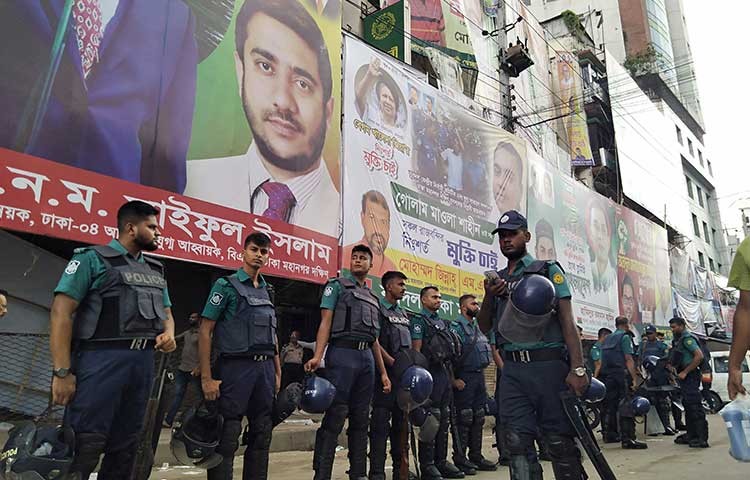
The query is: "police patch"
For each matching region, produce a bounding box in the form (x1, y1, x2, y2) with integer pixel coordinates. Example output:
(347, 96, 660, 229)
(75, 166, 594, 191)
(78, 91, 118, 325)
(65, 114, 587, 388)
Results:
(685, 338, 694, 346)
(210, 292, 224, 306)
(552, 272, 565, 285)
(64, 260, 81, 275)
(414, 324, 422, 333)
(500, 214, 509, 224)
(323, 286, 334, 297)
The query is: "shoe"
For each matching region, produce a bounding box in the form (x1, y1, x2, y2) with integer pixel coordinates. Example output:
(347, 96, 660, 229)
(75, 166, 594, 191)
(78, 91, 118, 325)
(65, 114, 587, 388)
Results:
(689, 439, 710, 449)
(454, 459, 476, 476)
(497, 457, 510, 467)
(162, 420, 172, 429)
(621, 439, 648, 450)
(675, 423, 688, 431)
(420, 465, 444, 480)
(436, 462, 464, 479)
(602, 434, 620, 444)
(662, 427, 677, 436)
(674, 434, 691, 445)
(469, 457, 497, 472)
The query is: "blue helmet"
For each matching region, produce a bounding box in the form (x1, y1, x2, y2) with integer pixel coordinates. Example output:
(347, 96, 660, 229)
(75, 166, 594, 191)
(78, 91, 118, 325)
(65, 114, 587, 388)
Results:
(511, 274, 556, 315)
(397, 366, 433, 411)
(642, 355, 660, 372)
(585, 377, 606, 403)
(300, 375, 336, 414)
(485, 396, 498, 417)
(631, 396, 651, 416)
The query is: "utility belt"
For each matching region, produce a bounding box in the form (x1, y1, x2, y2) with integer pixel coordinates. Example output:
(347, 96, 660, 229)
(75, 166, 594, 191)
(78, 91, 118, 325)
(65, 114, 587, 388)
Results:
(456, 367, 483, 374)
(77, 337, 155, 351)
(501, 347, 565, 364)
(330, 338, 373, 351)
(220, 352, 274, 362)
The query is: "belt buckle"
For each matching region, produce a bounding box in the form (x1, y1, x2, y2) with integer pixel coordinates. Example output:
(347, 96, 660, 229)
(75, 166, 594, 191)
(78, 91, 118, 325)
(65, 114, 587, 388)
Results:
(253, 355, 263, 361)
(518, 350, 531, 363)
(129, 338, 148, 351)
(357, 341, 367, 350)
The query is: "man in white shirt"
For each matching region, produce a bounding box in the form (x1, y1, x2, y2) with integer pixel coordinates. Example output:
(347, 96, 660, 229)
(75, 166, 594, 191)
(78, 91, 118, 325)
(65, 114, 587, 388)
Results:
(185, 0, 339, 237)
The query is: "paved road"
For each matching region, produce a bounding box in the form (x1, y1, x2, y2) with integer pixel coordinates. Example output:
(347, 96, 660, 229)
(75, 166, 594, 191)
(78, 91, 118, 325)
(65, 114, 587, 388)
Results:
(131, 415, 743, 479)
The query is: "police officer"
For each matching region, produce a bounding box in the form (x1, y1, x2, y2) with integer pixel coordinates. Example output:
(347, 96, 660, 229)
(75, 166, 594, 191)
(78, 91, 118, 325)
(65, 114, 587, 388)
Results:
(476, 210, 589, 480)
(449, 294, 497, 474)
(199, 232, 280, 480)
(489, 331, 510, 467)
(50, 201, 177, 479)
(669, 317, 709, 448)
(599, 316, 647, 449)
(411, 286, 463, 479)
(589, 328, 611, 378)
(369, 270, 412, 480)
(305, 245, 392, 480)
(639, 324, 676, 435)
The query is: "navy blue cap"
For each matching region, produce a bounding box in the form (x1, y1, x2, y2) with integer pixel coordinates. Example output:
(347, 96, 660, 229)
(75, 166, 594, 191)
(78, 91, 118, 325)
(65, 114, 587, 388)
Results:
(492, 210, 528, 234)
(644, 324, 657, 334)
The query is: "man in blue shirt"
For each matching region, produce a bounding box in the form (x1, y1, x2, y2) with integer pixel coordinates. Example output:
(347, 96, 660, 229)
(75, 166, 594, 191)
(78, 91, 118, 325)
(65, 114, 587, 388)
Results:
(477, 210, 589, 480)
(305, 245, 391, 480)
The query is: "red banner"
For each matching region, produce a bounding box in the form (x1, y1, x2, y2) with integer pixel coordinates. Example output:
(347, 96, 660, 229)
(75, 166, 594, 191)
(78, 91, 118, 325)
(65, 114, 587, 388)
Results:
(0, 149, 337, 283)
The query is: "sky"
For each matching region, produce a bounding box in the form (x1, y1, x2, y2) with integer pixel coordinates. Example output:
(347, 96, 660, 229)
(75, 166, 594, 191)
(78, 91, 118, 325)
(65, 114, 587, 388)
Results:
(682, 1, 750, 238)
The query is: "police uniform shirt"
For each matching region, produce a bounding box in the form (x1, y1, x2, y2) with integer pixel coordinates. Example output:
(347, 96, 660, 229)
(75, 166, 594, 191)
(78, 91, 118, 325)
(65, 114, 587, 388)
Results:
(410, 308, 442, 341)
(590, 341, 602, 363)
(499, 253, 571, 352)
(201, 268, 268, 326)
(616, 332, 635, 356)
(449, 315, 478, 344)
(55, 239, 172, 307)
(674, 335, 700, 368)
(320, 274, 380, 339)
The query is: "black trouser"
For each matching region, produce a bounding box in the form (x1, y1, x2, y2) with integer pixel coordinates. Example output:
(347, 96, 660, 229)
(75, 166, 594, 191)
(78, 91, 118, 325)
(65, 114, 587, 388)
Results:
(281, 362, 304, 390)
(602, 372, 634, 441)
(680, 370, 708, 442)
(369, 372, 407, 480)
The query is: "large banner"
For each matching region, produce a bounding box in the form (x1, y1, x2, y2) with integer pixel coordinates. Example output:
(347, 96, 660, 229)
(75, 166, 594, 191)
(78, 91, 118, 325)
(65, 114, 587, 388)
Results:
(0, 149, 336, 283)
(342, 35, 526, 317)
(527, 153, 617, 335)
(551, 52, 594, 167)
(614, 205, 672, 328)
(0, 0, 340, 281)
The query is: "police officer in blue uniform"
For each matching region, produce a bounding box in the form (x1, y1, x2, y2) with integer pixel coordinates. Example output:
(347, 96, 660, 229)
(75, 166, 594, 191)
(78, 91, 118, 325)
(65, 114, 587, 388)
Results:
(639, 324, 676, 435)
(669, 317, 709, 448)
(599, 317, 647, 449)
(449, 294, 497, 474)
(50, 201, 177, 479)
(198, 232, 280, 480)
(369, 270, 412, 480)
(305, 244, 392, 480)
(476, 210, 589, 480)
(411, 286, 463, 480)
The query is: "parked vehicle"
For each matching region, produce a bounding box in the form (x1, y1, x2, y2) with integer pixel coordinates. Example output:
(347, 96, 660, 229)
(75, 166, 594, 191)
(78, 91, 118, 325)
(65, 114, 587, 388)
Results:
(710, 351, 750, 407)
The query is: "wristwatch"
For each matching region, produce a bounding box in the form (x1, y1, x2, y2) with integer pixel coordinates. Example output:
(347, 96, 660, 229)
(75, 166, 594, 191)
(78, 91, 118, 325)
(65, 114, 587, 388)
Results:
(52, 367, 71, 378)
(572, 366, 587, 377)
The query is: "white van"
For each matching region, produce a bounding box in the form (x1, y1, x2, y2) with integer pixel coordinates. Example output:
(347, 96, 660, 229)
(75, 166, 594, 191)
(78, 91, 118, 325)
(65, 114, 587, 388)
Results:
(710, 350, 750, 405)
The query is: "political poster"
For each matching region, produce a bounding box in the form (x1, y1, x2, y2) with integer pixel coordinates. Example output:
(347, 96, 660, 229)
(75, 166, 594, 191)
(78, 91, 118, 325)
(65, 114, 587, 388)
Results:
(0, 1, 341, 282)
(342, 35, 526, 317)
(551, 52, 594, 167)
(614, 205, 672, 329)
(527, 153, 617, 335)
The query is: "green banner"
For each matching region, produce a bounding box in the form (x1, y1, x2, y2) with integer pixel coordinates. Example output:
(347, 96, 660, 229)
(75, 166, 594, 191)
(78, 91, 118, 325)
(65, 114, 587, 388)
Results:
(364, 2, 405, 61)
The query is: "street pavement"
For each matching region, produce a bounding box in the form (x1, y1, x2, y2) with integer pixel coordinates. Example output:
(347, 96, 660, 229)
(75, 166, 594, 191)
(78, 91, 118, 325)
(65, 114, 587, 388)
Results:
(129, 414, 745, 479)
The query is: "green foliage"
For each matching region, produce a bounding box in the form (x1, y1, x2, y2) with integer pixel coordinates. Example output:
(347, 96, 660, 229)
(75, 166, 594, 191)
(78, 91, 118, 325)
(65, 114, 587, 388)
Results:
(561, 10, 586, 42)
(623, 44, 661, 77)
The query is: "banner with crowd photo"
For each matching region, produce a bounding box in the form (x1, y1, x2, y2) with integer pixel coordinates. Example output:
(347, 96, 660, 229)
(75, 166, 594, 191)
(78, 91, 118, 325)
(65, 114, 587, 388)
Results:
(614, 205, 672, 329)
(342, 35, 526, 317)
(0, 1, 341, 281)
(551, 52, 594, 167)
(526, 153, 617, 336)
(382, 0, 477, 69)
(0, 149, 336, 283)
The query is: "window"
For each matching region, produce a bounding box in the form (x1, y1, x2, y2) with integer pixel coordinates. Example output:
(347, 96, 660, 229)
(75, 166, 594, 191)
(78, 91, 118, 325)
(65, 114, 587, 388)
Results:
(698, 150, 704, 166)
(709, 258, 715, 272)
(714, 356, 749, 374)
(676, 125, 683, 145)
(686, 176, 693, 198)
(698, 251, 705, 268)
(692, 214, 700, 237)
(708, 160, 713, 176)
(703, 222, 710, 244)
(697, 186, 704, 207)
(688, 138, 694, 156)
(712, 228, 717, 245)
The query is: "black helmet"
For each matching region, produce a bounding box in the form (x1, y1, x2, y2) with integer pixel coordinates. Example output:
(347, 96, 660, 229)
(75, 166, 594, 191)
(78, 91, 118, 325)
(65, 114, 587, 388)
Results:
(272, 382, 303, 427)
(0, 420, 75, 480)
(170, 404, 224, 470)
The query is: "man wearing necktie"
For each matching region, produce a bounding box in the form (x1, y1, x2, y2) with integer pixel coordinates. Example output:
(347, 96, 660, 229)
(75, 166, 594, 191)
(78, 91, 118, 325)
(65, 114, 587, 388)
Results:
(186, 0, 340, 237)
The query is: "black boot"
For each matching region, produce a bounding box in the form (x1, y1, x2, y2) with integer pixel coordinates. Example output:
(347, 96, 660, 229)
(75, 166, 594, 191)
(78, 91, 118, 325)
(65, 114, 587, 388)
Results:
(242, 416, 272, 480)
(348, 408, 370, 480)
(418, 440, 444, 480)
(688, 409, 710, 449)
(435, 408, 463, 479)
(208, 420, 243, 480)
(369, 407, 390, 480)
(467, 410, 496, 471)
(453, 409, 475, 475)
(509, 455, 543, 480)
(314, 404, 349, 480)
(620, 418, 647, 450)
